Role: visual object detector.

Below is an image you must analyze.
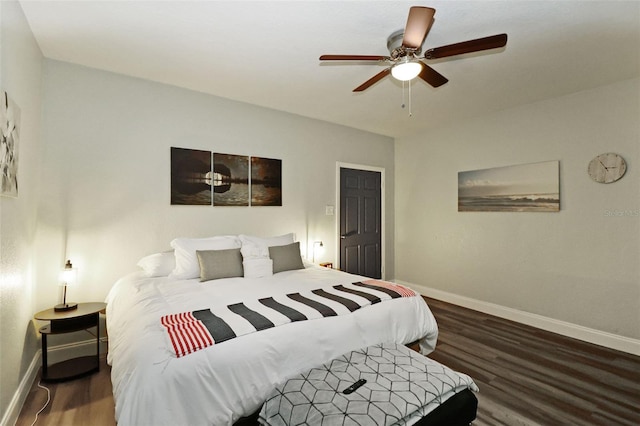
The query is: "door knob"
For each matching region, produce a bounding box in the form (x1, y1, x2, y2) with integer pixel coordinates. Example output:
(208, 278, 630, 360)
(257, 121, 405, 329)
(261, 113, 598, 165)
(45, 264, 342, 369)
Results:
(341, 231, 356, 239)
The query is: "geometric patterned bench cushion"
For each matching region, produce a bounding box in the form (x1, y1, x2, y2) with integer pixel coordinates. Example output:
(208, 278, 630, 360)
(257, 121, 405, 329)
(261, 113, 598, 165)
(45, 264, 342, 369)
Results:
(259, 343, 479, 426)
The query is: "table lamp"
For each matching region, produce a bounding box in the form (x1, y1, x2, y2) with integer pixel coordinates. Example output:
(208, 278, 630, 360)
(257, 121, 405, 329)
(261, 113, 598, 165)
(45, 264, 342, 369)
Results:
(312, 241, 324, 263)
(54, 260, 78, 312)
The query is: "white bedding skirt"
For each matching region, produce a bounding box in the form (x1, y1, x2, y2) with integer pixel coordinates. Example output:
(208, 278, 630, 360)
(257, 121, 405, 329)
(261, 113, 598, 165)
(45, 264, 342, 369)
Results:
(106, 266, 438, 425)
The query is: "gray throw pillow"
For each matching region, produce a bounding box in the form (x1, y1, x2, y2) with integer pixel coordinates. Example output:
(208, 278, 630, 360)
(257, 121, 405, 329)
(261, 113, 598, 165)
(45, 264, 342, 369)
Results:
(196, 248, 244, 282)
(269, 242, 305, 274)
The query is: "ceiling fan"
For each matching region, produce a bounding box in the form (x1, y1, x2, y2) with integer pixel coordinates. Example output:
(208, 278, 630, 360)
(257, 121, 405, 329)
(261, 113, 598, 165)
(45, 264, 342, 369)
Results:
(319, 6, 507, 92)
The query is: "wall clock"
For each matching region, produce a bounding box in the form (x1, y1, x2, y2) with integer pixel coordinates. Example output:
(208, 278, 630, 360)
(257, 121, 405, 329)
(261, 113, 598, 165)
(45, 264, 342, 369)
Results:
(587, 153, 627, 184)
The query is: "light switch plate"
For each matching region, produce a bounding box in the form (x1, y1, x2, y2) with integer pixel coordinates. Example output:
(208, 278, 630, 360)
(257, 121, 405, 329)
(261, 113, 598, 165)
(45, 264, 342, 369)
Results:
(325, 205, 335, 216)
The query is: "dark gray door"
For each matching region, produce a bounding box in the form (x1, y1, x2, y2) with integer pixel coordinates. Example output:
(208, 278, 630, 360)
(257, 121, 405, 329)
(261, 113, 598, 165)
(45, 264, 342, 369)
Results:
(340, 168, 382, 279)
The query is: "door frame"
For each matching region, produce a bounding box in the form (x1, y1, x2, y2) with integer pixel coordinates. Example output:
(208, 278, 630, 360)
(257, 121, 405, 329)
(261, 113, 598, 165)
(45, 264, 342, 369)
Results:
(335, 162, 386, 279)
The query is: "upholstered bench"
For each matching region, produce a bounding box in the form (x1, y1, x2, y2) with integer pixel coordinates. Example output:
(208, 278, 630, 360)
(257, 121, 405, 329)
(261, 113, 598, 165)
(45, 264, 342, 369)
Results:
(258, 343, 479, 426)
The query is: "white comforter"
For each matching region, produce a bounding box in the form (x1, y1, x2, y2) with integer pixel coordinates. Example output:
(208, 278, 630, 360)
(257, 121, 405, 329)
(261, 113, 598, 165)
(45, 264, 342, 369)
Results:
(106, 266, 438, 426)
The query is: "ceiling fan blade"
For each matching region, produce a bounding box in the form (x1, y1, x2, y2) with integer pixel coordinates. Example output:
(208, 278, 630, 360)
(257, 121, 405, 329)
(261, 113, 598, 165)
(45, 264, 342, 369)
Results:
(402, 6, 436, 49)
(353, 68, 391, 92)
(320, 55, 388, 61)
(418, 64, 448, 88)
(424, 34, 508, 59)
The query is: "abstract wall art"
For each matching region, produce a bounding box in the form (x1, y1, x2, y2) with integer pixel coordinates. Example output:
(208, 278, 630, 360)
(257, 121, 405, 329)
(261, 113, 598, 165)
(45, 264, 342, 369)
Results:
(213, 153, 249, 206)
(251, 156, 282, 206)
(170, 147, 282, 207)
(170, 147, 212, 205)
(1, 91, 21, 197)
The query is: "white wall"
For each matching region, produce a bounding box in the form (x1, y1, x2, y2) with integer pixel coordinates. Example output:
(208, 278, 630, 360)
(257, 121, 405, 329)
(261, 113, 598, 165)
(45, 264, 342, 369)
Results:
(34, 59, 395, 311)
(395, 78, 639, 342)
(0, 0, 43, 422)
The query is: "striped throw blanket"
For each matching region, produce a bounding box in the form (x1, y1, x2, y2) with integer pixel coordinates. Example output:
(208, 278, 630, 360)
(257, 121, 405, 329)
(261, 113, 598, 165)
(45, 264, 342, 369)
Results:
(161, 280, 416, 358)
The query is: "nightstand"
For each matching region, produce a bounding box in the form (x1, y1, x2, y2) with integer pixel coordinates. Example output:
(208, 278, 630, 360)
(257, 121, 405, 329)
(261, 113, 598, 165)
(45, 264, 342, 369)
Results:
(319, 262, 333, 269)
(34, 302, 106, 382)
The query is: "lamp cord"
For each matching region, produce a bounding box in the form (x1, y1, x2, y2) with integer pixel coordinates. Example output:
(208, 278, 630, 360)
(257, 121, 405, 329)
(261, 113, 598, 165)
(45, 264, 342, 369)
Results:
(29, 380, 51, 426)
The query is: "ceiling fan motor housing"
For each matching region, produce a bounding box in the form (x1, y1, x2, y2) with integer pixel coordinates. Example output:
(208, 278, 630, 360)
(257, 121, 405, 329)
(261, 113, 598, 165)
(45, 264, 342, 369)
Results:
(387, 29, 421, 59)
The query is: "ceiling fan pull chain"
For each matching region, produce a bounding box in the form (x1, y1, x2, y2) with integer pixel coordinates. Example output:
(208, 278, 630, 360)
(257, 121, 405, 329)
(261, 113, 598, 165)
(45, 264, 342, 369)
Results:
(400, 81, 413, 117)
(408, 80, 413, 117)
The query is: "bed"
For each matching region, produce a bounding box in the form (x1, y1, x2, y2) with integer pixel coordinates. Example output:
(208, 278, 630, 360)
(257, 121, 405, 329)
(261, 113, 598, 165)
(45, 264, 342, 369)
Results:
(105, 234, 441, 425)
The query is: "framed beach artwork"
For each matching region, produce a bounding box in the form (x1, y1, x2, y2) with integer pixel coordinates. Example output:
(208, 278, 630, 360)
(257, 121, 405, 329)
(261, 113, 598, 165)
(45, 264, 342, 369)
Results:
(251, 156, 282, 206)
(213, 153, 249, 206)
(170, 147, 212, 205)
(1, 91, 21, 197)
(458, 160, 559, 212)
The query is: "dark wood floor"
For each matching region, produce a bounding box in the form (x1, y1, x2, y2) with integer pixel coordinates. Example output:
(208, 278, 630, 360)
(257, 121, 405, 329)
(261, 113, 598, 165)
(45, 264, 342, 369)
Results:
(423, 297, 640, 426)
(16, 355, 114, 426)
(17, 297, 640, 426)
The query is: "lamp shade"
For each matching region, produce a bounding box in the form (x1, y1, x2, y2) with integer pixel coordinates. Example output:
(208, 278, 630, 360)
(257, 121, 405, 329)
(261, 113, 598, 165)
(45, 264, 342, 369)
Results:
(391, 60, 422, 81)
(60, 260, 77, 286)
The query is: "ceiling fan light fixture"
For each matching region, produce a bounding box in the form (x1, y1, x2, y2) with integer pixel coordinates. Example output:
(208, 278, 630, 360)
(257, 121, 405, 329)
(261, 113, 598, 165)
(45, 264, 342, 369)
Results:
(391, 59, 422, 81)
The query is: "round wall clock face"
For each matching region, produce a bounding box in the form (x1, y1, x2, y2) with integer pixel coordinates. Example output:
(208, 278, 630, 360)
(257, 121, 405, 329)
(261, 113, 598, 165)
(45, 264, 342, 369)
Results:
(587, 153, 627, 184)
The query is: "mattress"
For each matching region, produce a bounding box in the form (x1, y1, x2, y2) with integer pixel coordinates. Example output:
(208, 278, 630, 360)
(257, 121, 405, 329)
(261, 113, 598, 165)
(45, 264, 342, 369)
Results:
(105, 266, 439, 425)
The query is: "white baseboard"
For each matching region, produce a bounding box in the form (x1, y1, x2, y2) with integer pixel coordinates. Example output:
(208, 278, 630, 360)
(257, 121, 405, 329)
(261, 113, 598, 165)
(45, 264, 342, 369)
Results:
(1, 338, 108, 426)
(1, 352, 40, 426)
(398, 280, 640, 356)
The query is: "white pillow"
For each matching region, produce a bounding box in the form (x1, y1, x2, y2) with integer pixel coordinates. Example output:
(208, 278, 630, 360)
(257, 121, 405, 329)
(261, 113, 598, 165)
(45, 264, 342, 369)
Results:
(137, 251, 175, 277)
(242, 258, 273, 279)
(169, 236, 241, 280)
(239, 233, 295, 260)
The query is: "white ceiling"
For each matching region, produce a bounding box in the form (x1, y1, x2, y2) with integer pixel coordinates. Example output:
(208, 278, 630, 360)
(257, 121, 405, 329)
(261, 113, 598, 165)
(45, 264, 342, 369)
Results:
(18, 0, 640, 138)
